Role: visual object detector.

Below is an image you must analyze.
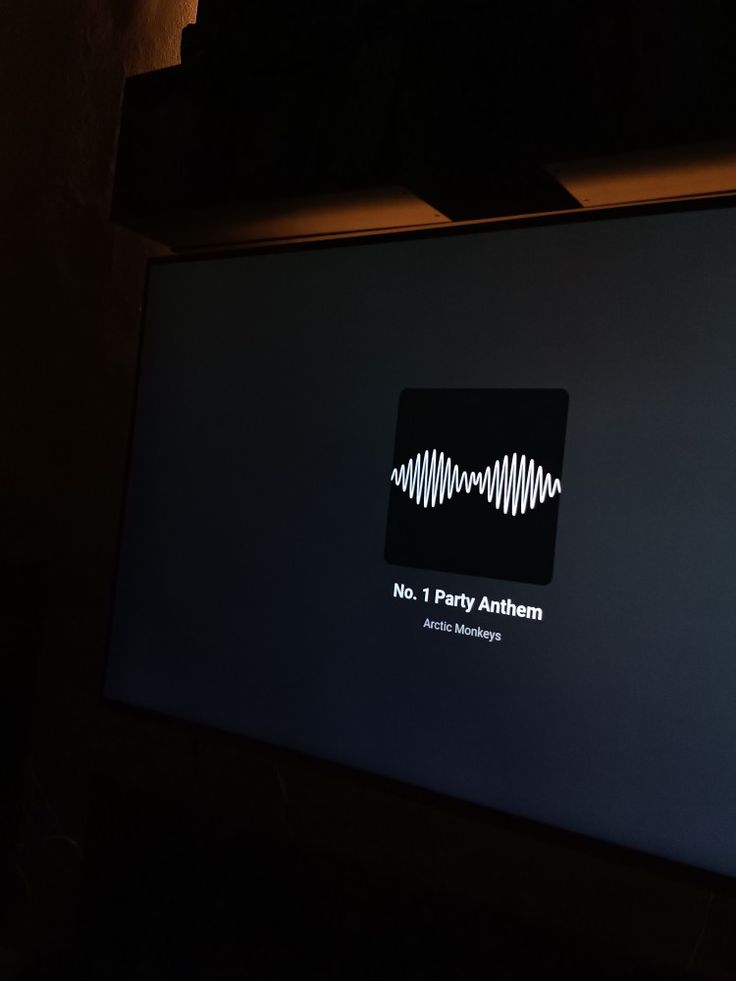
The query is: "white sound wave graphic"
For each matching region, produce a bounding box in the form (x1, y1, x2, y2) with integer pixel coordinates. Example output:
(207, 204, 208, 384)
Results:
(390, 450, 562, 514)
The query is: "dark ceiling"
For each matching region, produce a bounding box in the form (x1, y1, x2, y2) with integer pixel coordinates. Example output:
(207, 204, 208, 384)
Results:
(113, 1, 736, 233)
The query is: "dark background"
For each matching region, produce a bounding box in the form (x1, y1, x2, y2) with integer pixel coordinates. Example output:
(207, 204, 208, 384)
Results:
(4, 1, 736, 978)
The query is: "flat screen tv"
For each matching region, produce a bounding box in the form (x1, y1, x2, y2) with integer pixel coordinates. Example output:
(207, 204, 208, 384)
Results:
(105, 200, 736, 880)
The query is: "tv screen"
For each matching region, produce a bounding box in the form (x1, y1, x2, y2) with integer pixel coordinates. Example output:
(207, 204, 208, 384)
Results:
(106, 202, 736, 879)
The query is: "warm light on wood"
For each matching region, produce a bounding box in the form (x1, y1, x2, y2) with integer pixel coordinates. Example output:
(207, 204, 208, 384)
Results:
(143, 186, 450, 250)
(549, 142, 736, 207)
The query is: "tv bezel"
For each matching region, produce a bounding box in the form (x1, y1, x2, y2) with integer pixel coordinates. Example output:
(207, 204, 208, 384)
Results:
(103, 192, 736, 895)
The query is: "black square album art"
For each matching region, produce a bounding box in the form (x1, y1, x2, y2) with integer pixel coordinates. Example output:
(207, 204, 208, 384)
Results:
(384, 389, 569, 585)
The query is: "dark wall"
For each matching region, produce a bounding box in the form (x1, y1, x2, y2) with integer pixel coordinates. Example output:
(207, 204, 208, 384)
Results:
(0, 0, 196, 963)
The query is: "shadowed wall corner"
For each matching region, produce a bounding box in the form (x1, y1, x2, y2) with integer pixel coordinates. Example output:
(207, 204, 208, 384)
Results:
(0, 2, 199, 972)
